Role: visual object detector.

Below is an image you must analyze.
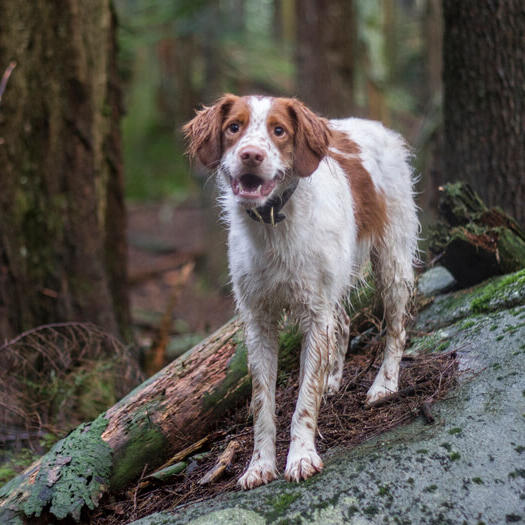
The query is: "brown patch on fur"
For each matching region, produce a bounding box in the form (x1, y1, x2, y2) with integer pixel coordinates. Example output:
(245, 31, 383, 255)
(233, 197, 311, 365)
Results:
(183, 94, 245, 168)
(299, 408, 311, 420)
(266, 99, 296, 167)
(222, 98, 251, 151)
(271, 98, 332, 178)
(329, 131, 387, 240)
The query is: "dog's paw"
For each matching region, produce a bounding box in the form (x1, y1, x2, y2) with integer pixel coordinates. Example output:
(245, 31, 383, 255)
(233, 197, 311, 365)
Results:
(238, 462, 278, 490)
(284, 448, 323, 482)
(366, 381, 397, 405)
(325, 371, 343, 395)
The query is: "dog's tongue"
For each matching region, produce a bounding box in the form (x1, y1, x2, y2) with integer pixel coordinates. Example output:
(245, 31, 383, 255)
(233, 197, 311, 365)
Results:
(232, 174, 276, 199)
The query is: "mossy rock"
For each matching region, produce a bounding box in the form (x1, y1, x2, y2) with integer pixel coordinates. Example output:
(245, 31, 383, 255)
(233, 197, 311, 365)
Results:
(129, 270, 525, 525)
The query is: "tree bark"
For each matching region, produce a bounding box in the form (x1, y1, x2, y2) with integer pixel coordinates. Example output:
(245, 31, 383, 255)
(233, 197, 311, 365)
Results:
(0, 319, 302, 522)
(0, 0, 130, 341)
(295, 0, 355, 117)
(442, 0, 525, 226)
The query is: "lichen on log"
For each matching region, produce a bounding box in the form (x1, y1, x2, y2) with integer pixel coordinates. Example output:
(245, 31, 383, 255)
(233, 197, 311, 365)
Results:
(0, 415, 112, 523)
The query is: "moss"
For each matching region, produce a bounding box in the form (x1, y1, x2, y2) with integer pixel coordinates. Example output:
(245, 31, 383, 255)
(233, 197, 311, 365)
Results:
(267, 492, 301, 514)
(363, 504, 379, 517)
(201, 338, 251, 414)
(508, 469, 525, 479)
(377, 485, 391, 497)
(278, 323, 302, 377)
(472, 477, 484, 485)
(460, 320, 476, 330)
(449, 452, 461, 461)
(437, 340, 451, 352)
(110, 401, 168, 491)
(448, 427, 462, 435)
(407, 330, 451, 355)
(470, 269, 525, 314)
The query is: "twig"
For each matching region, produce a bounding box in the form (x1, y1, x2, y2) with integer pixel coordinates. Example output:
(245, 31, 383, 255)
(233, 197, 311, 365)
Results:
(132, 464, 148, 517)
(155, 434, 210, 472)
(198, 440, 240, 485)
(0, 61, 16, 103)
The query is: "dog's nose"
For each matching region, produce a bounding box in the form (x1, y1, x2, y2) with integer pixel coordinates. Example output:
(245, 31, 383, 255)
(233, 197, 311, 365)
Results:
(239, 146, 265, 166)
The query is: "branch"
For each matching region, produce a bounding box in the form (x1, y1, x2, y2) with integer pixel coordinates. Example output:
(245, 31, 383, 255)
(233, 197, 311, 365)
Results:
(0, 61, 16, 103)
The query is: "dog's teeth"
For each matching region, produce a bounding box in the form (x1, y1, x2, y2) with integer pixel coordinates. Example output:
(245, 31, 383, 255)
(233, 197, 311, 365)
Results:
(257, 185, 262, 193)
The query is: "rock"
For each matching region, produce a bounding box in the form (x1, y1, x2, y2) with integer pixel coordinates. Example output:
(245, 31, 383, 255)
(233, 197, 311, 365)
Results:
(131, 269, 525, 525)
(417, 265, 456, 297)
(416, 268, 525, 332)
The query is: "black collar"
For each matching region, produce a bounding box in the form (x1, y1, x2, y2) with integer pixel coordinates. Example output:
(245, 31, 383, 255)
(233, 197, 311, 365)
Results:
(246, 179, 299, 226)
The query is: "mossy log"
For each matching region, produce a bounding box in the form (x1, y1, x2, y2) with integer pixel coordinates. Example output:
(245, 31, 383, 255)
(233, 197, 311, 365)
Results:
(429, 183, 525, 287)
(0, 319, 302, 523)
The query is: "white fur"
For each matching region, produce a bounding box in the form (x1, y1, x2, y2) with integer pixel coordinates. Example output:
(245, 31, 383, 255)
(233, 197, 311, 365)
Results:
(215, 97, 418, 489)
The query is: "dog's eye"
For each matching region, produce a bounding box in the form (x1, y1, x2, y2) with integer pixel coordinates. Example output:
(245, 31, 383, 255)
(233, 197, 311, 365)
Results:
(228, 122, 240, 133)
(274, 126, 285, 137)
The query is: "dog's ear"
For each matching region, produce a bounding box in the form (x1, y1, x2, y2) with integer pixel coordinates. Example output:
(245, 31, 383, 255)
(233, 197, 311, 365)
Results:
(287, 99, 331, 177)
(183, 94, 238, 169)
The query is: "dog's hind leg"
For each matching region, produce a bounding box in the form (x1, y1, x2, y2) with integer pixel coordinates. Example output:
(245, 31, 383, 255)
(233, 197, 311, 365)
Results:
(326, 303, 350, 395)
(238, 311, 280, 490)
(366, 244, 415, 405)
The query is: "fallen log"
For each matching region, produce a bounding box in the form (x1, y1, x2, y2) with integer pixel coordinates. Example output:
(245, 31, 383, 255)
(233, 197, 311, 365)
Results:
(0, 319, 302, 523)
(429, 182, 525, 287)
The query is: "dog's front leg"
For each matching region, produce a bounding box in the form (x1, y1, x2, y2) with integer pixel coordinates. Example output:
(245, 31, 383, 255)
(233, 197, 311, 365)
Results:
(285, 317, 332, 482)
(238, 313, 279, 490)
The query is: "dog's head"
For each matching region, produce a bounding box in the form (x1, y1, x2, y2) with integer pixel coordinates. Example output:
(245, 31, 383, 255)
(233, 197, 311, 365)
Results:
(183, 94, 331, 207)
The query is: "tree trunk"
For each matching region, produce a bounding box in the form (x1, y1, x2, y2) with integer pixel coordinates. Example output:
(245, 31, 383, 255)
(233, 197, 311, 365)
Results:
(295, 0, 355, 117)
(443, 0, 525, 226)
(0, 0, 130, 341)
(0, 319, 302, 522)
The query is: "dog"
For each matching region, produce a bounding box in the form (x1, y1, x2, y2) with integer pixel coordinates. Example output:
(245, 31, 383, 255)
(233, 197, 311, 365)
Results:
(183, 94, 418, 490)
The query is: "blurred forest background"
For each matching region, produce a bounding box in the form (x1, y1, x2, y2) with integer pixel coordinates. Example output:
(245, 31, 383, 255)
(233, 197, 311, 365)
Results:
(117, 0, 441, 205)
(1, 0, 524, 502)
(116, 0, 444, 351)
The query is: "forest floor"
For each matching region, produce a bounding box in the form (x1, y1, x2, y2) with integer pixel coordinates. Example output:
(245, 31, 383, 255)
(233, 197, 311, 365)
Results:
(91, 346, 458, 524)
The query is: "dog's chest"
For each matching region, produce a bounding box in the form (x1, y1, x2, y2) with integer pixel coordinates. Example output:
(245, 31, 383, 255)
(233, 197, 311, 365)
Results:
(230, 222, 336, 309)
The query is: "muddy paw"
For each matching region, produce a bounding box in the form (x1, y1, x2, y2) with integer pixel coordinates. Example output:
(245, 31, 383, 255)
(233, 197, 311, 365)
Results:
(325, 372, 343, 395)
(238, 462, 278, 490)
(366, 382, 397, 406)
(284, 449, 323, 482)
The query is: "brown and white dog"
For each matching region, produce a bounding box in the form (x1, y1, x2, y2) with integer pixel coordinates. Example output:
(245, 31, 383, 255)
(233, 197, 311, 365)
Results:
(183, 95, 418, 489)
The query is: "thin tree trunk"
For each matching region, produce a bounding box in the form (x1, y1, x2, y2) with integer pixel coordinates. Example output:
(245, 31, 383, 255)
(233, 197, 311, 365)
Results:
(0, 0, 130, 341)
(0, 319, 302, 522)
(443, 0, 525, 226)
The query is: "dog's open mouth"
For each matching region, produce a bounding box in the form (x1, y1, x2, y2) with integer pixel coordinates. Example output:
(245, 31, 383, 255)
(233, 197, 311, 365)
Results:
(231, 174, 277, 200)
